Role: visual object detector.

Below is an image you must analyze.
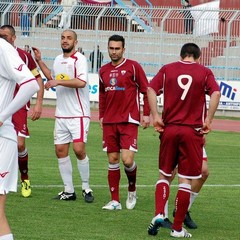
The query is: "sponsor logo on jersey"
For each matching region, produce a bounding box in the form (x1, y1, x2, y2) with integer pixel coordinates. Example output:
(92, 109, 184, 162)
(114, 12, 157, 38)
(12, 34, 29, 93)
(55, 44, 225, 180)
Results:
(105, 77, 125, 92)
(14, 64, 24, 71)
(0, 172, 9, 178)
(55, 73, 70, 80)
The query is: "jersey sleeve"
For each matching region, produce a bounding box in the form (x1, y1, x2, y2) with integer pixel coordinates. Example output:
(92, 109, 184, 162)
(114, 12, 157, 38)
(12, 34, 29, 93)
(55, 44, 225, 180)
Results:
(148, 67, 165, 96)
(1, 42, 36, 86)
(76, 54, 88, 82)
(134, 62, 150, 116)
(205, 68, 220, 95)
(25, 52, 41, 78)
(98, 71, 106, 120)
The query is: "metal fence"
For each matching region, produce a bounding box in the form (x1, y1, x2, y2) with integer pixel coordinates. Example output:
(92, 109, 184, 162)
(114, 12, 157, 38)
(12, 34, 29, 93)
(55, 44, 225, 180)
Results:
(0, 1, 240, 80)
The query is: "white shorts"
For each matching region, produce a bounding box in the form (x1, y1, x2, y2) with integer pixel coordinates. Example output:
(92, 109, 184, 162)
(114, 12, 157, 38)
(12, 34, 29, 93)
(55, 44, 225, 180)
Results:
(0, 137, 18, 194)
(54, 117, 90, 145)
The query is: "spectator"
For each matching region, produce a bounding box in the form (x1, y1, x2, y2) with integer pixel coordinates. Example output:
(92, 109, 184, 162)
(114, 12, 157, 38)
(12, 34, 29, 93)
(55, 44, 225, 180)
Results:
(89, 45, 103, 72)
(20, 3, 31, 37)
(24, 44, 31, 54)
(58, 0, 77, 29)
(77, 47, 84, 55)
(181, 0, 194, 34)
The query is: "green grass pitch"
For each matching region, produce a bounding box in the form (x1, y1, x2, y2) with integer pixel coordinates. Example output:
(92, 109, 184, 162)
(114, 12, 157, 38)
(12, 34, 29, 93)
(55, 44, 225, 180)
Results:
(6, 118, 240, 239)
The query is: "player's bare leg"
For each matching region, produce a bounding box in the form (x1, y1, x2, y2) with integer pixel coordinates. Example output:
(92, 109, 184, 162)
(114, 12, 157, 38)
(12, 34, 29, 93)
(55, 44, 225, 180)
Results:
(0, 194, 13, 239)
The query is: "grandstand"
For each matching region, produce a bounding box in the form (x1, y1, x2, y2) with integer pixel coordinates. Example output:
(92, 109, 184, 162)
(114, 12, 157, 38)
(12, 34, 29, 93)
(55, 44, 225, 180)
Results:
(0, 1, 239, 81)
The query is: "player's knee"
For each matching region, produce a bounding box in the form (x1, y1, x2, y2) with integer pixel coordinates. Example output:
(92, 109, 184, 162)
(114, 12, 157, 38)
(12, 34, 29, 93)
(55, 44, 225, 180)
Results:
(17, 144, 25, 153)
(202, 169, 209, 181)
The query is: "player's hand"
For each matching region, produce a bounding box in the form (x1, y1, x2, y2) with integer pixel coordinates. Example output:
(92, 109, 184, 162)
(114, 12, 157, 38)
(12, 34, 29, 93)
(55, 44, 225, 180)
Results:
(202, 117, 212, 134)
(30, 103, 42, 121)
(32, 47, 42, 62)
(0, 122, 3, 127)
(45, 80, 57, 90)
(141, 115, 150, 129)
(99, 118, 103, 130)
(152, 115, 164, 132)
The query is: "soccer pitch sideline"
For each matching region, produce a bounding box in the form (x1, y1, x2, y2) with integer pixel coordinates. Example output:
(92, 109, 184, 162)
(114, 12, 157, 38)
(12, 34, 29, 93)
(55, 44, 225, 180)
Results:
(7, 119, 240, 240)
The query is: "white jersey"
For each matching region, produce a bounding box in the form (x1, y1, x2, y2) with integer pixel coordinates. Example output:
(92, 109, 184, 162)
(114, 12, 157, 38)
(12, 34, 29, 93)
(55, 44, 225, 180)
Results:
(0, 38, 37, 142)
(52, 51, 90, 118)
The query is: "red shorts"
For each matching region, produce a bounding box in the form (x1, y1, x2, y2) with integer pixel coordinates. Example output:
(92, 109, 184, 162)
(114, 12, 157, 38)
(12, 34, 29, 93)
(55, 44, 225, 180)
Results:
(159, 125, 203, 179)
(12, 108, 29, 137)
(102, 123, 138, 153)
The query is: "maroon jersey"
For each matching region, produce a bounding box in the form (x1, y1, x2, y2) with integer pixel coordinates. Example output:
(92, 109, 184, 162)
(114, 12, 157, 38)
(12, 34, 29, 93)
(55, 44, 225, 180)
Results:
(99, 58, 150, 124)
(149, 60, 220, 127)
(15, 47, 40, 109)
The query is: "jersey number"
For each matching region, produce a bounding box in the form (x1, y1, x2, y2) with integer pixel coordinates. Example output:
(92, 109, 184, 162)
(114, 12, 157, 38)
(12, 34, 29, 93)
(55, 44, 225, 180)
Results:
(177, 75, 192, 100)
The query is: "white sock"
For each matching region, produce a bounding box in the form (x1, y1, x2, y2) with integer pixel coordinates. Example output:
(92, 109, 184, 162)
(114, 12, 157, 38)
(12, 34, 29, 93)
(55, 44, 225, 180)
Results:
(188, 191, 199, 210)
(58, 156, 74, 193)
(18, 148, 28, 157)
(77, 156, 90, 190)
(0, 233, 14, 240)
(124, 161, 136, 172)
(164, 200, 169, 218)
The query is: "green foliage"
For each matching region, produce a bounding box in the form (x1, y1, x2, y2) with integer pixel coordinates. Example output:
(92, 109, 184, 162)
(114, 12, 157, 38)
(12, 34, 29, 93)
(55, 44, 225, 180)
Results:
(6, 119, 240, 239)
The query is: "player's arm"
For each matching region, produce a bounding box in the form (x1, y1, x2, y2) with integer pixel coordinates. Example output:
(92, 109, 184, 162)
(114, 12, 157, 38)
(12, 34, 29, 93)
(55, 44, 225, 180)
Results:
(135, 63, 150, 129)
(31, 74, 44, 121)
(0, 80, 39, 124)
(99, 75, 106, 129)
(45, 78, 86, 90)
(32, 47, 52, 80)
(147, 87, 164, 132)
(202, 91, 221, 134)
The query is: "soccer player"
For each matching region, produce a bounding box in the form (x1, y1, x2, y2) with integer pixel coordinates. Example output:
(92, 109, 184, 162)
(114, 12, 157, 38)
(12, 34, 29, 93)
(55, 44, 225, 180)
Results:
(0, 25, 44, 198)
(99, 34, 150, 210)
(32, 30, 94, 202)
(147, 43, 220, 238)
(0, 37, 39, 240)
(0, 25, 44, 197)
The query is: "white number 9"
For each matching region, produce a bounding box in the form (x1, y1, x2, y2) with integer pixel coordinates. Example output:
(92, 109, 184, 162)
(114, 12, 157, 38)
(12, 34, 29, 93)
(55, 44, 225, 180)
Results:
(177, 75, 192, 100)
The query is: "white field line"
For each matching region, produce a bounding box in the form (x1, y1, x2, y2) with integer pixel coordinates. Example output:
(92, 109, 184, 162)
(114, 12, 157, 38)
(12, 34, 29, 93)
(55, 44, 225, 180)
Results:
(23, 184, 240, 188)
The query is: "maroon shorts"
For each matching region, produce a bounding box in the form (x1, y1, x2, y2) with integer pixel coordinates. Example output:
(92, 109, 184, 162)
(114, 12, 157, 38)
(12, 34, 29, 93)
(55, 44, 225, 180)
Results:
(159, 125, 203, 179)
(12, 108, 29, 137)
(102, 123, 138, 153)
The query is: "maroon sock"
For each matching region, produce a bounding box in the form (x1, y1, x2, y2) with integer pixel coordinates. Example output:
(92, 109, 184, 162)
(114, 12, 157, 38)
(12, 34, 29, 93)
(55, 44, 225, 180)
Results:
(18, 151, 29, 181)
(172, 183, 191, 231)
(124, 164, 137, 192)
(108, 164, 121, 202)
(155, 180, 169, 216)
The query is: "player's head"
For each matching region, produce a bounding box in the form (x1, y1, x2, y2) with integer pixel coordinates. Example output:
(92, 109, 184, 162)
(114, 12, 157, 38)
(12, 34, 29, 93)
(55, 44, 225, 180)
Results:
(108, 35, 125, 65)
(180, 43, 201, 61)
(61, 30, 78, 54)
(0, 25, 16, 46)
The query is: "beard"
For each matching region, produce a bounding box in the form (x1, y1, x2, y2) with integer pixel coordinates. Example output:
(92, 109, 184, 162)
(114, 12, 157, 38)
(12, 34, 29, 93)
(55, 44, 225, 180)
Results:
(62, 46, 74, 53)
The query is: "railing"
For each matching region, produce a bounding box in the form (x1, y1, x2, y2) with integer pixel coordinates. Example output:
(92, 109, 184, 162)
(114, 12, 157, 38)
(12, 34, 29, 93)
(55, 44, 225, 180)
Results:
(0, 1, 239, 81)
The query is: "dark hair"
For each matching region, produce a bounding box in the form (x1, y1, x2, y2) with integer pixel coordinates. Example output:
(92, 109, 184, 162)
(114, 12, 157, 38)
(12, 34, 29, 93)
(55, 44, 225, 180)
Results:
(0, 24, 16, 35)
(180, 43, 201, 60)
(108, 35, 125, 48)
(185, 0, 189, 3)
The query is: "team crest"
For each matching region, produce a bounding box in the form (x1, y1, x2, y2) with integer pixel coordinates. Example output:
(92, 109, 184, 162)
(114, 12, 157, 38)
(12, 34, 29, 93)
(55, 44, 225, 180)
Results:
(121, 70, 126, 75)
